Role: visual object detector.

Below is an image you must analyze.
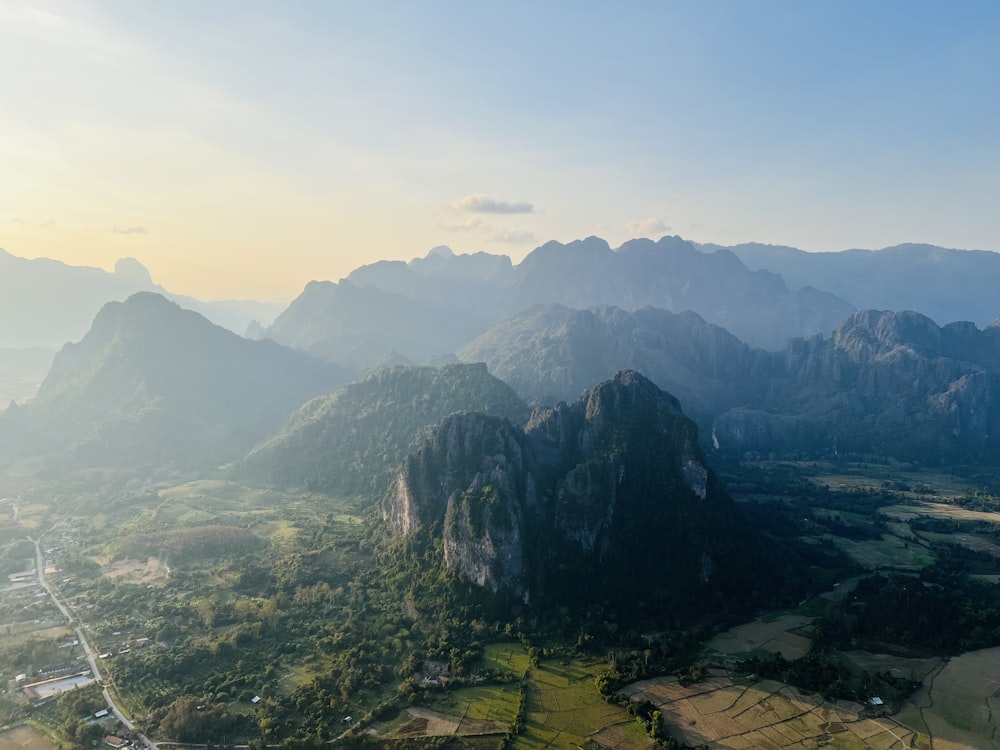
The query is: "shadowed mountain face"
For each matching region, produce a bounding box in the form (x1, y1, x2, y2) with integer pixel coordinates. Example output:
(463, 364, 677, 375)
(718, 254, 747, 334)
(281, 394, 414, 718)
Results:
(458, 304, 770, 422)
(711, 310, 1000, 463)
(717, 242, 1000, 328)
(0, 292, 347, 470)
(457, 305, 1000, 464)
(383, 371, 771, 615)
(264, 236, 856, 366)
(237, 363, 532, 497)
(0, 248, 283, 349)
(262, 279, 495, 368)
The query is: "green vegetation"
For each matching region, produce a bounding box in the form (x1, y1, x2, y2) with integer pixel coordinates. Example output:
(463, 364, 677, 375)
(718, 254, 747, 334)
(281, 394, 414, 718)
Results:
(5, 396, 1000, 750)
(238, 363, 531, 497)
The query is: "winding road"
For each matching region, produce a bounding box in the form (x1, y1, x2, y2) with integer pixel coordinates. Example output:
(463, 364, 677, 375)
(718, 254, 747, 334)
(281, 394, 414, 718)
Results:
(29, 534, 160, 750)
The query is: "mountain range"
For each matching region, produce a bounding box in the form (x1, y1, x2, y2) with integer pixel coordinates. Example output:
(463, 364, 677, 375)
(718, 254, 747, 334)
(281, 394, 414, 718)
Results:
(715, 241, 1000, 328)
(266, 236, 853, 359)
(458, 305, 1000, 465)
(6, 235, 1000, 471)
(0, 248, 283, 350)
(0, 292, 347, 470)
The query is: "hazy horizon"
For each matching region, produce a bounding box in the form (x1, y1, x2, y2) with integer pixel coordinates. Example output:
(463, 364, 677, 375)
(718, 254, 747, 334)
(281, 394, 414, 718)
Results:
(3, 1, 999, 300)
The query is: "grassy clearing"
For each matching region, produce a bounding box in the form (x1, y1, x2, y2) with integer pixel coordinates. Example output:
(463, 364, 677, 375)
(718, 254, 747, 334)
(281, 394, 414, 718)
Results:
(278, 662, 325, 696)
(802, 463, 974, 499)
(896, 647, 1000, 749)
(416, 644, 629, 748)
(830, 533, 935, 570)
(707, 614, 813, 661)
(514, 656, 628, 750)
(98, 556, 168, 585)
(840, 651, 941, 683)
(482, 642, 531, 676)
(625, 674, 926, 749)
(0, 726, 57, 750)
(917, 530, 1000, 557)
(419, 683, 521, 735)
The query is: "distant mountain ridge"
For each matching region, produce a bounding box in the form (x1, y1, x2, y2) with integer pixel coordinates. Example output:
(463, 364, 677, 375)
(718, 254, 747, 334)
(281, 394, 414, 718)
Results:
(261, 279, 493, 368)
(0, 247, 283, 349)
(264, 235, 856, 362)
(0, 292, 347, 469)
(712, 241, 1000, 328)
(457, 304, 1000, 464)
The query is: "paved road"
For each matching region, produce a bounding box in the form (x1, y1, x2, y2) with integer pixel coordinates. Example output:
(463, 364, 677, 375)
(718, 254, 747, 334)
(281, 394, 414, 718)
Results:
(30, 534, 160, 750)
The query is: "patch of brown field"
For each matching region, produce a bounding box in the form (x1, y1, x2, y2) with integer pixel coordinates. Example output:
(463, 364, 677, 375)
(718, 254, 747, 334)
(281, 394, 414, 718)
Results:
(589, 721, 656, 750)
(392, 707, 506, 738)
(31, 625, 73, 640)
(0, 726, 58, 750)
(99, 557, 166, 586)
(394, 717, 429, 737)
(623, 674, 925, 749)
(707, 614, 814, 660)
(881, 503, 1000, 525)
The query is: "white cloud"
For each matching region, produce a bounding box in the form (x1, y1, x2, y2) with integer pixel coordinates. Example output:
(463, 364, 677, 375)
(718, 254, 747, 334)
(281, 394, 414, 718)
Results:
(625, 217, 671, 238)
(454, 194, 533, 214)
(113, 225, 149, 235)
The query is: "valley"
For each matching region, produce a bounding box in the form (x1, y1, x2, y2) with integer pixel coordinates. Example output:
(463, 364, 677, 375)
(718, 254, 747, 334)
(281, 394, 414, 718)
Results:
(4, 455, 1000, 749)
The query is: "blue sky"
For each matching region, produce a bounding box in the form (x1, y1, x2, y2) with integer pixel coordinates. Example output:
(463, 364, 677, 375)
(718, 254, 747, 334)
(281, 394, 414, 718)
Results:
(1, 1, 998, 298)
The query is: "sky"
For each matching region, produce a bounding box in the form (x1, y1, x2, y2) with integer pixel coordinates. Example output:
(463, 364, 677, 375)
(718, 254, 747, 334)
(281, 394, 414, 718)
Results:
(2, 1, 999, 301)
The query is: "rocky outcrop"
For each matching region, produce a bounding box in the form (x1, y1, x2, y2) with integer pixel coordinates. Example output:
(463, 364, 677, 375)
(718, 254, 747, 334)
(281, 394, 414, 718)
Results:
(384, 371, 761, 611)
(713, 310, 1000, 462)
(385, 412, 534, 594)
(465, 304, 1000, 463)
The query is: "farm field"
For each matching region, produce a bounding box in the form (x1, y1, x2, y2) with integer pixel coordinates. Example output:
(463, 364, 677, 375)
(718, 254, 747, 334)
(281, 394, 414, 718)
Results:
(373, 645, 632, 748)
(515, 657, 629, 750)
(623, 674, 926, 749)
(0, 726, 57, 750)
(830, 533, 935, 570)
(881, 503, 1000, 526)
(894, 647, 1000, 750)
(706, 614, 813, 662)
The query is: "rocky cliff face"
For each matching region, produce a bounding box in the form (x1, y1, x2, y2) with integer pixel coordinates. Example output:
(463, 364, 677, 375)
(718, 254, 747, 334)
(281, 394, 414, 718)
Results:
(385, 412, 535, 594)
(384, 371, 761, 612)
(713, 310, 1000, 461)
(466, 303, 1000, 463)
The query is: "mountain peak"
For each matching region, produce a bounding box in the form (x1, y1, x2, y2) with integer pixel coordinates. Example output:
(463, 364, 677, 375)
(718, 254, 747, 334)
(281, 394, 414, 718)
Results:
(385, 369, 764, 613)
(113, 257, 154, 286)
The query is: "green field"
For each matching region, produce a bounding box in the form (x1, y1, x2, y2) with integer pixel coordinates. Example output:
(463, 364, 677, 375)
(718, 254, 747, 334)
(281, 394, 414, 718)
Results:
(831, 532, 936, 570)
(515, 656, 629, 750)
(896, 647, 1000, 749)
